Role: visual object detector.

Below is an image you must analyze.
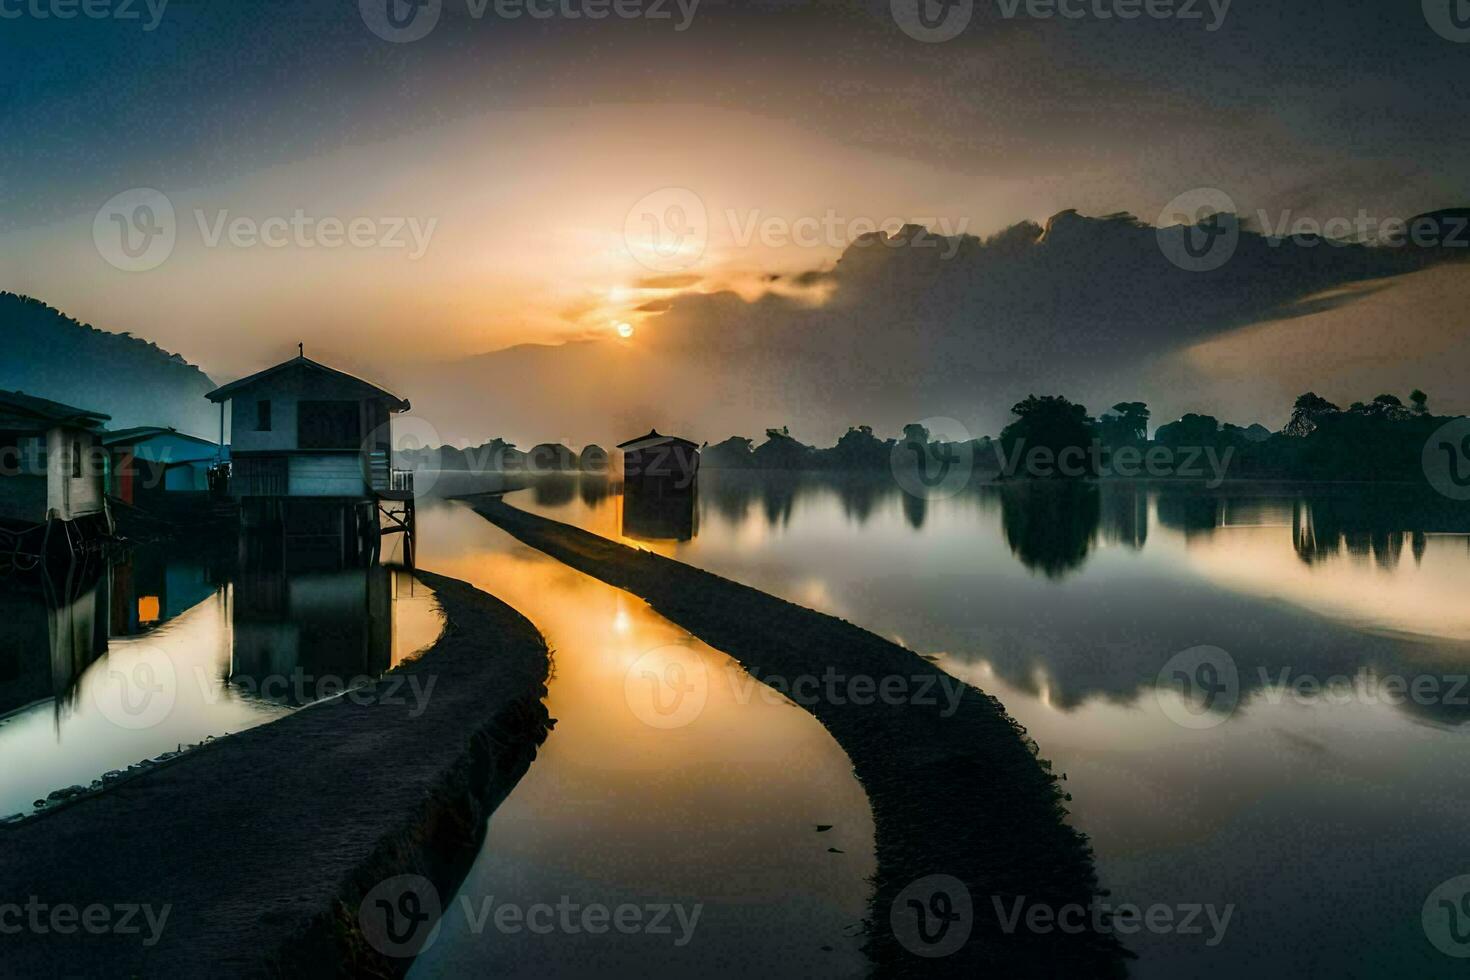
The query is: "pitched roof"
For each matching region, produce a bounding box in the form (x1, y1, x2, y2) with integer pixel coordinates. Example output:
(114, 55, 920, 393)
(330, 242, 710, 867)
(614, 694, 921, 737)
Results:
(0, 389, 109, 430)
(100, 426, 217, 448)
(617, 429, 699, 451)
(205, 355, 410, 411)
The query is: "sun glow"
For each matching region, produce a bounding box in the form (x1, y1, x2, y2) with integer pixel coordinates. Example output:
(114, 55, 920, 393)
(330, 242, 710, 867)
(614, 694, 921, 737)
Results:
(616, 321, 635, 339)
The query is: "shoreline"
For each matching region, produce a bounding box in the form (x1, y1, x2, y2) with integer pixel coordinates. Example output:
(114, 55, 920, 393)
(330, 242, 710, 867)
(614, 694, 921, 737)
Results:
(466, 494, 1132, 976)
(0, 569, 552, 978)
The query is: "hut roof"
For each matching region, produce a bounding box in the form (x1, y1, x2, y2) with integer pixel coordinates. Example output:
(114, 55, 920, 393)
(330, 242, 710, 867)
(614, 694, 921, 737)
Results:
(205, 355, 409, 412)
(616, 429, 699, 452)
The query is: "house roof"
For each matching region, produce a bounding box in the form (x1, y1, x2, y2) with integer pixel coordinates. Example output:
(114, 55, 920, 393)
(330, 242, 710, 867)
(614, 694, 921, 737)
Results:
(100, 426, 217, 448)
(205, 355, 410, 412)
(0, 389, 110, 430)
(616, 429, 700, 451)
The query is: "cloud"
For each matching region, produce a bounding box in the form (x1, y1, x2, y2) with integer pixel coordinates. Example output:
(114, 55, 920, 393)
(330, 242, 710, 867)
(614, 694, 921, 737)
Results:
(406, 208, 1469, 447)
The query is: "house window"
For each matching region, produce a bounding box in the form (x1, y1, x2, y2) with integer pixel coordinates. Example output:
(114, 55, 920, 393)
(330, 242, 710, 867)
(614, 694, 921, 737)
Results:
(297, 401, 362, 449)
(71, 440, 81, 478)
(256, 400, 272, 431)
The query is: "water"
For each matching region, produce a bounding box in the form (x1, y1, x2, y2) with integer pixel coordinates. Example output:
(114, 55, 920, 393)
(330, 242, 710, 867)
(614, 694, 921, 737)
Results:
(0, 547, 442, 817)
(450, 472, 1470, 978)
(407, 499, 876, 979)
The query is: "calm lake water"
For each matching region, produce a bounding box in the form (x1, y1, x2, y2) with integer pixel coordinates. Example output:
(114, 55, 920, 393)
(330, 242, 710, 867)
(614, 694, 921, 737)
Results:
(0, 548, 441, 817)
(412, 472, 1470, 979)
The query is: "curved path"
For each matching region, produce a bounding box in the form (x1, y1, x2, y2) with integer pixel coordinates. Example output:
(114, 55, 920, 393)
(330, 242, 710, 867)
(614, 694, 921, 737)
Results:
(467, 495, 1131, 977)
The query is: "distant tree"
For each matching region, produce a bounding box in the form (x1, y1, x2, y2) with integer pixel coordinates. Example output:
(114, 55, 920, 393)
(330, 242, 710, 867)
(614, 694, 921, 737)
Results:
(752, 427, 813, 469)
(703, 436, 755, 469)
(901, 422, 930, 445)
(1155, 413, 1221, 447)
(1410, 389, 1429, 415)
(1000, 395, 1097, 478)
(1099, 401, 1150, 447)
(1284, 392, 1341, 437)
(1369, 394, 1411, 421)
(828, 425, 889, 469)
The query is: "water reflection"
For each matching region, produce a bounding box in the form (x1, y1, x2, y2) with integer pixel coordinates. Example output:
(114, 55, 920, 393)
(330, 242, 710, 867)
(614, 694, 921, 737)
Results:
(622, 479, 697, 543)
(498, 471, 1470, 976)
(0, 545, 441, 816)
(407, 500, 875, 979)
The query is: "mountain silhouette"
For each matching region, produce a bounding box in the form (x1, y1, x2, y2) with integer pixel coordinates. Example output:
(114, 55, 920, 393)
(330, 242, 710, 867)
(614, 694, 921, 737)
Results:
(0, 293, 217, 437)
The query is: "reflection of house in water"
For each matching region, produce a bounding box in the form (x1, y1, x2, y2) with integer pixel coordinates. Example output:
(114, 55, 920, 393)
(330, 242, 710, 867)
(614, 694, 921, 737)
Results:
(228, 562, 426, 703)
(0, 572, 108, 719)
(618, 430, 700, 543)
(205, 354, 417, 565)
(108, 545, 220, 637)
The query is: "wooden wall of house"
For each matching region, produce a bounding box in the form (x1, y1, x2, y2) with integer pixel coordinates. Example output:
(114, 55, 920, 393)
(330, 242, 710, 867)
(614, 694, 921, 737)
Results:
(287, 454, 367, 497)
(45, 426, 105, 522)
(229, 373, 386, 454)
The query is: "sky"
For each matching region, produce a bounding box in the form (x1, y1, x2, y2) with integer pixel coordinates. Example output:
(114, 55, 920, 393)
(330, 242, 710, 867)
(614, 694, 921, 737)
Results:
(1, 0, 1467, 444)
